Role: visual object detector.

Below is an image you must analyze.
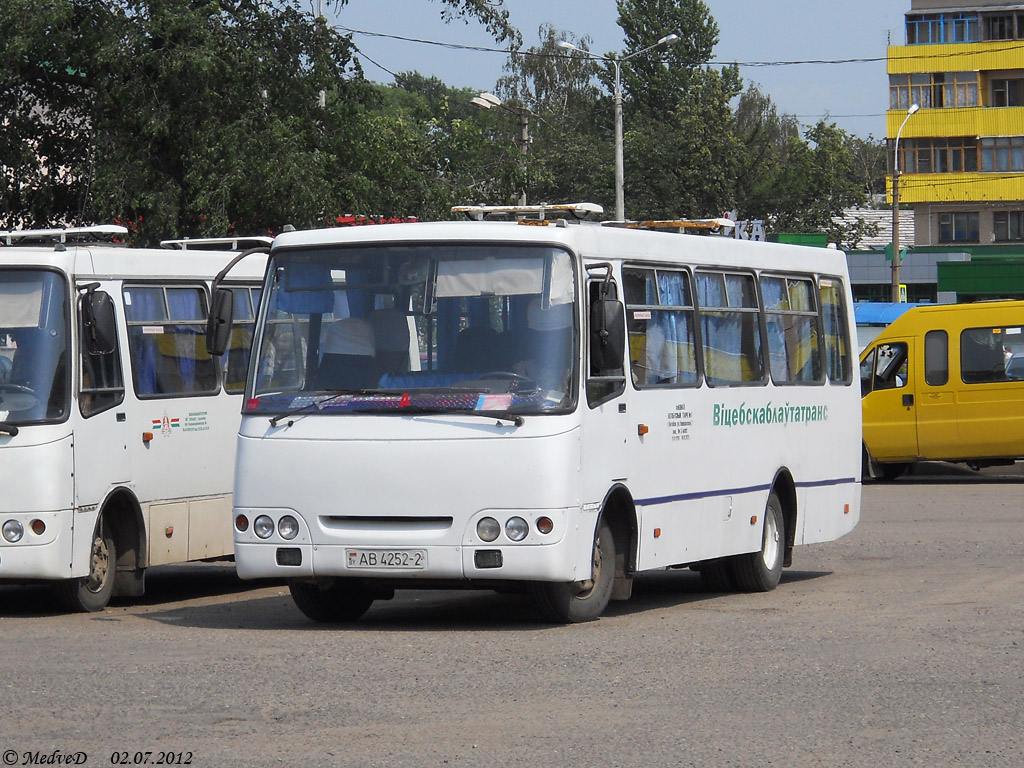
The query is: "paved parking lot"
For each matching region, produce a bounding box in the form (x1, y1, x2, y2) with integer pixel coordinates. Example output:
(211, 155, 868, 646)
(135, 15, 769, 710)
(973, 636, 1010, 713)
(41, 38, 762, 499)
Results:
(2, 462, 1022, 767)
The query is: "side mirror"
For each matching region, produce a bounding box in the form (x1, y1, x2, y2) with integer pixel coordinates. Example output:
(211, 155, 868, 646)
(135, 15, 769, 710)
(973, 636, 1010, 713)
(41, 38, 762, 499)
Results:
(589, 298, 625, 376)
(82, 291, 117, 355)
(206, 287, 234, 356)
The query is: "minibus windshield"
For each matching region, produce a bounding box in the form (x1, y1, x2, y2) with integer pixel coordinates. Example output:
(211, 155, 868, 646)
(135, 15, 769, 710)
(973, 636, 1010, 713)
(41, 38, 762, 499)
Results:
(250, 243, 578, 417)
(0, 269, 70, 425)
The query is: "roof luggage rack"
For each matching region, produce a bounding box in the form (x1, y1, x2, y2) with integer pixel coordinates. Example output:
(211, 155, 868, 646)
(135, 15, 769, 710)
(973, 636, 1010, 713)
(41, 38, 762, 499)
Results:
(602, 218, 737, 235)
(0, 225, 129, 247)
(452, 202, 603, 222)
(160, 236, 274, 251)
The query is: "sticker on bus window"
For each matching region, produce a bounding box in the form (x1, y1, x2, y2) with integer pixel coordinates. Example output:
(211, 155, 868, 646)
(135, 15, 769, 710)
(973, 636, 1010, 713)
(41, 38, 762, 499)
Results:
(142, 326, 164, 335)
(633, 311, 652, 320)
(476, 394, 512, 411)
(1007, 328, 1022, 335)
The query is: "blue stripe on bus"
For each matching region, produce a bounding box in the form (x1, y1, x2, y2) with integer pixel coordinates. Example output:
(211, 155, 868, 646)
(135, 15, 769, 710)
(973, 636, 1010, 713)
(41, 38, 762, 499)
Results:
(635, 477, 857, 507)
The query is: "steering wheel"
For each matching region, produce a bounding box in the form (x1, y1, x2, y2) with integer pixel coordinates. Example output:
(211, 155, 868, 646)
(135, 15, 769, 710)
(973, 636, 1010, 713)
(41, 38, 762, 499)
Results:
(479, 371, 539, 392)
(0, 383, 39, 411)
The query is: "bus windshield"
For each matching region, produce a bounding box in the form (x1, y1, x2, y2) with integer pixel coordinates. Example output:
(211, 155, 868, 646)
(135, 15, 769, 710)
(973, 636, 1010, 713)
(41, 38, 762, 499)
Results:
(251, 243, 578, 417)
(0, 269, 70, 425)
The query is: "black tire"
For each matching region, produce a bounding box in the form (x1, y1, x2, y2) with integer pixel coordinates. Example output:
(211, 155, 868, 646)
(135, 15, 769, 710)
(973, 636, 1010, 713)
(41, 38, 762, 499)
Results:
(531, 519, 615, 623)
(699, 558, 736, 592)
(288, 578, 375, 623)
(55, 521, 116, 612)
(731, 492, 785, 592)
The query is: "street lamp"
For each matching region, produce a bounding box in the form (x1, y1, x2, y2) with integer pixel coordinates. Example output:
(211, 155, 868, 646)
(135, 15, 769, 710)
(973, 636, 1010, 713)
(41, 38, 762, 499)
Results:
(472, 92, 531, 206)
(891, 102, 919, 303)
(557, 34, 680, 220)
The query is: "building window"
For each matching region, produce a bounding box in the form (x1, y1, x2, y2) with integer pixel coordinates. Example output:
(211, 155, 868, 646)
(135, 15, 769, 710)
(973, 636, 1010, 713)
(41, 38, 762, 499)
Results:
(981, 137, 1024, 173)
(982, 14, 1021, 40)
(991, 79, 1023, 107)
(899, 138, 978, 174)
(994, 211, 1024, 242)
(906, 13, 979, 44)
(890, 74, 932, 109)
(933, 72, 979, 108)
(938, 212, 979, 243)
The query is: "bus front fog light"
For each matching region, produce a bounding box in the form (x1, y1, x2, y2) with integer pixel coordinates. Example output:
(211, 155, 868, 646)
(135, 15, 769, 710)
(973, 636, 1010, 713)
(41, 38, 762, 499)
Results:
(505, 516, 529, 542)
(477, 517, 500, 542)
(278, 515, 299, 540)
(253, 515, 275, 539)
(536, 516, 554, 535)
(2, 520, 24, 543)
(30, 519, 46, 536)
(235, 514, 249, 532)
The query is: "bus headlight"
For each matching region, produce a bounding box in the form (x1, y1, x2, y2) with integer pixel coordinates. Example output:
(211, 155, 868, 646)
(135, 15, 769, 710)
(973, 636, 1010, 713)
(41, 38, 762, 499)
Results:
(2, 520, 24, 543)
(477, 517, 500, 542)
(253, 515, 275, 539)
(278, 515, 299, 540)
(505, 516, 529, 542)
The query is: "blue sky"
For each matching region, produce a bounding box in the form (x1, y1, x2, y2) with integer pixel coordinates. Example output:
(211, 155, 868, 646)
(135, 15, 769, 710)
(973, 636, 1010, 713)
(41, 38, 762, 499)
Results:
(328, 0, 908, 139)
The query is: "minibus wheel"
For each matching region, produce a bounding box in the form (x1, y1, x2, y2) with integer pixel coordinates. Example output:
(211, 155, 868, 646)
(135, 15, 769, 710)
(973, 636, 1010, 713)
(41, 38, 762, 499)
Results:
(55, 520, 115, 612)
(288, 578, 374, 622)
(731, 492, 784, 592)
(530, 519, 615, 623)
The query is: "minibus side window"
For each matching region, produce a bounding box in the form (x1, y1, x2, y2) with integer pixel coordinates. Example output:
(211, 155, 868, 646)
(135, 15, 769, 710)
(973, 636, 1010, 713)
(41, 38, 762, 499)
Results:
(961, 326, 1012, 384)
(924, 330, 948, 386)
(869, 343, 908, 390)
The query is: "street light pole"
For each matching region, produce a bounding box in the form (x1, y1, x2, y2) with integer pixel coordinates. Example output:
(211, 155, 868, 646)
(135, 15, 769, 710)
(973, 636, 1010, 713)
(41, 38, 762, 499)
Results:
(558, 34, 679, 221)
(891, 103, 919, 303)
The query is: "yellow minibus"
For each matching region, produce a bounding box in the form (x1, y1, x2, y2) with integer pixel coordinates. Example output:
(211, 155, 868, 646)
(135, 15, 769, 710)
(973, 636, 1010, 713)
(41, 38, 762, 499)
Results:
(860, 300, 1024, 479)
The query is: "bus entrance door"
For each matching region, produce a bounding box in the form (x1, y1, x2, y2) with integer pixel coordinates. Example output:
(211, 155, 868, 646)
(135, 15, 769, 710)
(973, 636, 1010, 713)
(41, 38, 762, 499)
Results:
(861, 337, 918, 462)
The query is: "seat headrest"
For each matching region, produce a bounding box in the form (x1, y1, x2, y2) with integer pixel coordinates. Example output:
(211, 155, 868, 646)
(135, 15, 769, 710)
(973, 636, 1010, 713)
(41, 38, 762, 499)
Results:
(369, 308, 410, 352)
(324, 318, 375, 356)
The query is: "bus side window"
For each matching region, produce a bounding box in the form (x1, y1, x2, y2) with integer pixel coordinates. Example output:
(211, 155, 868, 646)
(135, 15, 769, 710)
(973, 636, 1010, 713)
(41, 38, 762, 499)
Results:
(79, 292, 125, 417)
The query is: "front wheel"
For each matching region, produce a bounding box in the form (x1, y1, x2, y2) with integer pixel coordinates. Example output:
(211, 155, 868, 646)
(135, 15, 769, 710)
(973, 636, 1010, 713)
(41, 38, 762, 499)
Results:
(289, 578, 375, 623)
(55, 521, 116, 612)
(531, 519, 615, 623)
(731, 492, 785, 592)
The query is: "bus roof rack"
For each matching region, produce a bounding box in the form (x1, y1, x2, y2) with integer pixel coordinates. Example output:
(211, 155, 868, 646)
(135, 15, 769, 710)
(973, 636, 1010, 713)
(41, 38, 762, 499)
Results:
(160, 236, 274, 251)
(452, 202, 604, 222)
(602, 218, 737, 235)
(0, 225, 129, 247)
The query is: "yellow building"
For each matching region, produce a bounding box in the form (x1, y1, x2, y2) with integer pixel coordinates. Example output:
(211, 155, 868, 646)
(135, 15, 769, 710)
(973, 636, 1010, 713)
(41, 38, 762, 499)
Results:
(887, 1, 1024, 246)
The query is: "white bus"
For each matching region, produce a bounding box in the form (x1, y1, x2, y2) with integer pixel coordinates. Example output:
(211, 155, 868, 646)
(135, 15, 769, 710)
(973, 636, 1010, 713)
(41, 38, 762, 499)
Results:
(212, 205, 861, 623)
(0, 227, 269, 611)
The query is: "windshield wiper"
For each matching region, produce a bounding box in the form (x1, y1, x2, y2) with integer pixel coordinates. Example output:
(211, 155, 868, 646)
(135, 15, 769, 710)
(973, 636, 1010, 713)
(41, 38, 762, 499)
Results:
(267, 391, 373, 428)
(395, 405, 523, 426)
(0, 422, 19, 436)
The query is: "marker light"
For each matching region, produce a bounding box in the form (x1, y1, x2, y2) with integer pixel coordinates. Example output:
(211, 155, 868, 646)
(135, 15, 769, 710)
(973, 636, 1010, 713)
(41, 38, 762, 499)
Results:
(253, 515, 275, 539)
(505, 516, 529, 542)
(3, 520, 24, 543)
(30, 519, 46, 536)
(536, 517, 554, 535)
(278, 515, 299, 540)
(235, 514, 250, 532)
(477, 517, 500, 542)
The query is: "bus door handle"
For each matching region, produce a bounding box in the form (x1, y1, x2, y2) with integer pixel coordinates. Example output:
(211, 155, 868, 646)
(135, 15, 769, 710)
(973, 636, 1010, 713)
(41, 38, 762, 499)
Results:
(902, 394, 914, 407)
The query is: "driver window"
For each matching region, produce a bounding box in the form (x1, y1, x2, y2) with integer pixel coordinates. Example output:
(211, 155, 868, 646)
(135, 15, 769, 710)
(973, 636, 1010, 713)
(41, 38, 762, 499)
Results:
(79, 294, 125, 417)
(870, 342, 909, 390)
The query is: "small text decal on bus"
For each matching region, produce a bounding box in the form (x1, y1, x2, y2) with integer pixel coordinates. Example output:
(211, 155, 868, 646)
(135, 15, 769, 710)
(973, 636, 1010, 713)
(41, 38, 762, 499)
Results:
(713, 402, 829, 428)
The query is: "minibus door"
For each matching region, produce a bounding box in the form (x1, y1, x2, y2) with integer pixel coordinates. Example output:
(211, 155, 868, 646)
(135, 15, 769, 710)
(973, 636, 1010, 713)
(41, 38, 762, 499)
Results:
(582, 272, 630, 495)
(861, 338, 918, 461)
(73, 284, 131, 509)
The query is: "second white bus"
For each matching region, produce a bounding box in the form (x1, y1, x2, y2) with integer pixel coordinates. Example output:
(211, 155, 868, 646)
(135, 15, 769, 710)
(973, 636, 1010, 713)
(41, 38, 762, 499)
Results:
(214, 206, 861, 623)
(0, 227, 268, 611)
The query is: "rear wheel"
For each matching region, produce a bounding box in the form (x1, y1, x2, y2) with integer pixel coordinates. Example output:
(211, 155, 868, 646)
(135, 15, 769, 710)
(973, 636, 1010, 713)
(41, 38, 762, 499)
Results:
(531, 519, 615, 623)
(731, 492, 785, 592)
(289, 578, 375, 623)
(55, 521, 115, 612)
